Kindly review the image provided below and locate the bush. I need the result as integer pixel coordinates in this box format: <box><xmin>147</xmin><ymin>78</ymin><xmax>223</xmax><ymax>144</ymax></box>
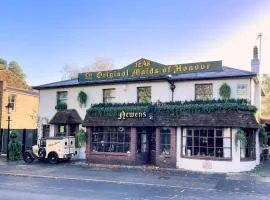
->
<box><xmin>8</xmin><ymin>131</ymin><xmax>21</xmax><ymax>161</ymax></box>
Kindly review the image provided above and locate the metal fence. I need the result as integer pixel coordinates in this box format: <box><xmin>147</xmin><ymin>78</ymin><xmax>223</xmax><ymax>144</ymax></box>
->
<box><xmin>0</xmin><ymin>129</ymin><xmax>37</xmax><ymax>155</ymax></box>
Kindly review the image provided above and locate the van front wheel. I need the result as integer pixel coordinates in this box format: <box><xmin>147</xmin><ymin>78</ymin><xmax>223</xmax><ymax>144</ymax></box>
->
<box><xmin>48</xmin><ymin>152</ymin><xmax>58</xmax><ymax>164</ymax></box>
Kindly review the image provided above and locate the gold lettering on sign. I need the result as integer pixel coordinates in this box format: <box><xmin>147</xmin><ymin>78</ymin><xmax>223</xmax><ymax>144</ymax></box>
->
<box><xmin>84</xmin><ymin>72</ymin><xmax>92</xmax><ymax>80</ymax></box>
<box><xmin>117</xmin><ymin>111</ymin><xmax>147</xmax><ymax>120</ymax></box>
<box><xmin>135</xmin><ymin>60</ymin><xmax>151</xmax><ymax>68</ymax></box>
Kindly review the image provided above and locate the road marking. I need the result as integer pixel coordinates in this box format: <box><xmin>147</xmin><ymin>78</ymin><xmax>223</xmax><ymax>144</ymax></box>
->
<box><xmin>0</xmin><ymin>172</ymin><xmax>213</xmax><ymax>191</ymax></box>
<box><xmin>48</xmin><ymin>187</ymin><xmax>64</xmax><ymax>190</ymax></box>
<box><xmin>79</xmin><ymin>189</ymin><xmax>94</xmax><ymax>192</ymax></box>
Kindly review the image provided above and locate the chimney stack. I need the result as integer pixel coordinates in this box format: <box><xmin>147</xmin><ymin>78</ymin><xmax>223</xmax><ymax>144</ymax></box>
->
<box><xmin>251</xmin><ymin>46</ymin><xmax>260</xmax><ymax>74</ymax></box>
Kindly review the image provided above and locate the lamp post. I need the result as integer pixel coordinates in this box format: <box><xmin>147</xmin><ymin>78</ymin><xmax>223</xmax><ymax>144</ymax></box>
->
<box><xmin>5</xmin><ymin>102</ymin><xmax>12</xmax><ymax>161</ymax></box>
<box><xmin>167</xmin><ymin>75</ymin><xmax>176</xmax><ymax>102</ymax></box>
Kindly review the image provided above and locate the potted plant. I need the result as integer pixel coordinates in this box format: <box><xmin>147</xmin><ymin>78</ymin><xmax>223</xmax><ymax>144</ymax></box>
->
<box><xmin>235</xmin><ymin>128</ymin><xmax>247</xmax><ymax>158</ymax></box>
<box><xmin>77</xmin><ymin>91</ymin><xmax>88</xmax><ymax>107</ymax></box>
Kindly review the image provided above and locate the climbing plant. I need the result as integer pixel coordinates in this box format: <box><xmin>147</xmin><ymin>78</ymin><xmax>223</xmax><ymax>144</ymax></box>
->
<box><xmin>8</xmin><ymin>131</ymin><xmax>21</xmax><ymax>161</ymax></box>
<box><xmin>259</xmin><ymin>125</ymin><xmax>267</xmax><ymax>146</ymax></box>
<box><xmin>219</xmin><ymin>83</ymin><xmax>231</xmax><ymax>99</ymax></box>
<box><xmin>235</xmin><ymin>128</ymin><xmax>247</xmax><ymax>149</ymax></box>
<box><xmin>77</xmin><ymin>91</ymin><xmax>88</xmax><ymax>107</ymax></box>
<box><xmin>75</xmin><ymin>129</ymin><xmax>87</xmax><ymax>148</ymax></box>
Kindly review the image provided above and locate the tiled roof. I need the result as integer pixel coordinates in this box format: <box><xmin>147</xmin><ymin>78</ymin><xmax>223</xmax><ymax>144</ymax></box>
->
<box><xmin>0</xmin><ymin>69</ymin><xmax>31</xmax><ymax>90</ymax></box>
<box><xmin>83</xmin><ymin>110</ymin><xmax>258</xmax><ymax>128</ymax></box>
<box><xmin>50</xmin><ymin>109</ymin><xmax>82</xmax><ymax>124</ymax></box>
<box><xmin>34</xmin><ymin>66</ymin><xmax>256</xmax><ymax>89</ymax></box>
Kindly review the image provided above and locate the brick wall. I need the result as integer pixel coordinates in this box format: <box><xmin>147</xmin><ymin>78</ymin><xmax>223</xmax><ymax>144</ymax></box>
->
<box><xmin>0</xmin><ymin>81</ymin><xmax>3</xmax><ymax>128</ymax></box>
<box><xmin>86</xmin><ymin>127</ymin><xmax>136</xmax><ymax>165</ymax></box>
<box><xmin>85</xmin><ymin>126</ymin><xmax>177</xmax><ymax>168</ymax></box>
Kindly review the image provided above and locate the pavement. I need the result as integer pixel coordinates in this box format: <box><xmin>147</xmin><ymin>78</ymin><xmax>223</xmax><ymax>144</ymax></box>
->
<box><xmin>1</xmin><ymin>156</ymin><xmax>270</xmax><ymax>193</ymax></box>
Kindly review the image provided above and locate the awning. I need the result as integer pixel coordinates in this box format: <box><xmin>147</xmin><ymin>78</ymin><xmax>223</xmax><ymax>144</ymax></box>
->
<box><xmin>50</xmin><ymin>109</ymin><xmax>82</xmax><ymax>124</ymax></box>
<box><xmin>83</xmin><ymin>110</ymin><xmax>258</xmax><ymax>128</ymax></box>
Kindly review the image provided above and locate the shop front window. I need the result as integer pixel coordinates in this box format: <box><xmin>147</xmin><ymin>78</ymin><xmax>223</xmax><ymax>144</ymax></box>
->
<box><xmin>182</xmin><ymin>128</ymin><xmax>231</xmax><ymax>159</ymax></box>
<box><xmin>92</xmin><ymin>127</ymin><xmax>131</xmax><ymax>153</ymax></box>
<box><xmin>195</xmin><ymin>84</ymin><xmax>213</xmax><ymax>100</ymax></box>
<box><xmin>137</xmin><ymin>87</ymin><xmax>151</xmax><ymax>103</ymax></box>
<box><xmin>241</xmin><ymin>129</ymin><xmax>256</xmax><ymax>161</ymax></box>
<box><xmin>160</xmin><ymin>128</ymin><xmax>170</xmax><ymax>155</ymax></box>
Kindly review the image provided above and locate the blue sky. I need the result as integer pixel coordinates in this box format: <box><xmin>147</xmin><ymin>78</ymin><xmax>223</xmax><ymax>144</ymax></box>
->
<box><xmin>0</xmin><ymin>0</ymin><xmax>269</xmax><ymax>86</ymax></box>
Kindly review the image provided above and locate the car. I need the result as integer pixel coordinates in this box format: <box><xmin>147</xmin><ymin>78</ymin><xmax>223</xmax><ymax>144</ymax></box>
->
<box><xmin>23</xmin><ymin>136</ymin><xmax>76</xmax><ymax>164</ymax></box>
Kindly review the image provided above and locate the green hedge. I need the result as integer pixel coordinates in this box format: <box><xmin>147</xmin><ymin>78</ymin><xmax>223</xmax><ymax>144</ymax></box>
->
<box><xmin>87</xmin><ymin>99</ymin><xmax>256</xmax><ymax>117</ymax></box>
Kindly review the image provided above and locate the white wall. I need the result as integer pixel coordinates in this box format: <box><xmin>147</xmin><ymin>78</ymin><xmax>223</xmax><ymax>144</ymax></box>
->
<box><xmin>176</xmin><ymin>128</ymin><xmax>260</xmax><ymax>173</ymax></box>
<box><xmin>174</xmin><ymin>78</ymin><xmax>251</xmax><ymax>101</ymax></box>
<box><xmin>39</xmin><ymin>77</ymin><xmax>253</xmax><ymax>127</ymax></box>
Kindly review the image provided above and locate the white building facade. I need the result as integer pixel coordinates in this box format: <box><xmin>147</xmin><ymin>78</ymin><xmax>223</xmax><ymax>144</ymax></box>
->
<box><xmin>35</xmin><ymin>54</ymin><xmax>261</xmax><ymax>172</ymax></box>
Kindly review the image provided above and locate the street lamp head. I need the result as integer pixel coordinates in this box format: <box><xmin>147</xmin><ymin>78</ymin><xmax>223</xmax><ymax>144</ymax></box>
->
<box><xmin>5</xmin><ymin>102</ymin><xmax>12</xmax><ymax>114</ymax></box>
<box><xmin>170</xmin><ymin>83</ymin><xmax>176</xmax><ymax>92</ymax></box>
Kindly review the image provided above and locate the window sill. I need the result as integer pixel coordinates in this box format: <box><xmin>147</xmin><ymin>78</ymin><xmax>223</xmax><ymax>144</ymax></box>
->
<box><xmin>240</xmin><ymin>158</ymin><xmax>256</xmax><ymax>162</ymax></box>
<box><xmin>90</xmin><ymin>152</ymin><xmax>129</xmax><ymax>157</ymax></box>
<box><xmin>181</xmin><ymin>155</ymin><xmax>232</xmax><ymax>161</ymax></box>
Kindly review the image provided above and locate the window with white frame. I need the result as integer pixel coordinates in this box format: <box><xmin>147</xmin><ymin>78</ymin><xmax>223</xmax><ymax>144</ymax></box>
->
<box><xmin>182</xmin><ymin>128</ymin><xmax>231</xmax><ymax>159</ymax></box>
<box><xmin>237</xmin><ymin>84</ymin><xmax>248</xmax><ymax>99</ymax></box>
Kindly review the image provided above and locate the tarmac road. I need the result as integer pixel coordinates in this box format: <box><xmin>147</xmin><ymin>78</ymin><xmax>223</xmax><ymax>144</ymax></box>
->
<box><xmin>1</xmin><ymin>175</ymin><xmax>270</xmax><ymax>200</ymax></box>
<box><xmin>1</xmin><ymin>160</ymin><xmax>270</xmax><ymax>199</ymax></box>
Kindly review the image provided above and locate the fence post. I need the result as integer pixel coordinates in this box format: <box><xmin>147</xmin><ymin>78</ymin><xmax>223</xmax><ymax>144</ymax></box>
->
<box><xmin>22</xmin><ymin>129</ymin><xmax>26</xmax><ymax>153</ymax></box>
<box><xmin>0</xmin><ymin>128</ymin><xmax>2</xmax><ymax>155</ymax></box>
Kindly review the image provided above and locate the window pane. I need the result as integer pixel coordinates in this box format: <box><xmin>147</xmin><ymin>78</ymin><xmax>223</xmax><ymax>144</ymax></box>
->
<box><xmin>137</xmin><ymin>87</ymin><xmax>151</xmax><ymax>103</ymax></box>
<box><xmin>91</xmin><ymin>127</ymin><xmax>130</xmax><ymax>153</ymax></box>
<box><xmin>103</xmin><ymin>89</ymin><xmax>115</xmax><ymax>103</ymax></box>
<box><xmin>195</xmin><ymin>84</ymin><xmax>213</xmax><ymax>100</ymax></box>
<box><xmin>182</xmin><ymin>128</ymin><xmax>231</xmax><ymax>159</ymax></box>
<box><xmin>57</xmin><ymin>91</ymin><xmax>68</xmax><ymax>104</ymax></box>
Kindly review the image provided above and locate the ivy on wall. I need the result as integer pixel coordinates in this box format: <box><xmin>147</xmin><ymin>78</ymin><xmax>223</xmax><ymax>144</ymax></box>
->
<box><xmin>219</xmin><ymin>83</ymin><xmax>231</xmax><ymax>99</ymax></box>
<box><xmin>87</xmin><ymin>99</ymin><xmax>256</xmax><ymax>117</ymax></box>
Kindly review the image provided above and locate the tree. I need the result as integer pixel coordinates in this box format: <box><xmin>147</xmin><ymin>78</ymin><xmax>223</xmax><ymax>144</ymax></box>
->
<box><xmin>262</xmin><ymin>74</ymin><xmax>270</xmax><ymax>116</ymax></box>
<box><xmin>60</xmin><ymin>58</ymin><xmax>113</xmax><ymax>80</ymax></box>
<box><xmin>8</xmin><ymin>61</ymin><xmax>26</xmax><ymax>80</ymax></box>
<box><xmin>0</xmin><ymin>58</ymin><xmax>7</xmax><ymax>70</ymax></box>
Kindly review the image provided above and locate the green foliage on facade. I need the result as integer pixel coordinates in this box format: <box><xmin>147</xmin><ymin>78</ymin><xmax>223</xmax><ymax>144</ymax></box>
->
<box><xmin>75</xmin><ymin>129</ymin><xmax>87</xmax><ymax>148</ymax></box>
<box><xmin>259</xmin><ymin>126</ymin><xmax>267</xmax><ymax>146</ymax></box>
<box><xmin>219</xmin><ymin>83</ymin><xmax>231</xmax><ymax>99</ymax></box>
<box><xmin>87</xmin><ymin>99</ymin><xmax>257</xmax><ymax>117</ymax></box>
<box><xmin>262</xmin><ymin>74</ymin><xmax>270</xmax><ymax>116</ymax></box>
<box><xmin>77</xmin><ymin>91</ymin><xmax>88</xmax><ymax>107</ymax></box>
<box><xmin>235</xmin><ymin>128</ymin><xmax>247</xmax><ymax>149</ymax></box>
<box><xmin>55</xmin><ymin>101</ymin><xmax>67</xmax><ymax>111</ymax></box>
<box><xmin>8</xmin><ymin>131</ymin><xmax>21</xmax><ymax>161</ymax></box>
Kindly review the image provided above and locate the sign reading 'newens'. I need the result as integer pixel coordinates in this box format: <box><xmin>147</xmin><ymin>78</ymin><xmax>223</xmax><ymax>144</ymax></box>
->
<box><xmin>78</xmin><ymin>59</ymin><xmax>222</xmax><ymax>82</ymax></box>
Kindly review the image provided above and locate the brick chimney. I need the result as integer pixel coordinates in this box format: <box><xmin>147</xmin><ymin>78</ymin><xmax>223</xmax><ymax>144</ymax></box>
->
<box><xmin>251</xmin><ymin>46</ymin><xmax>260</xmax><ymax>74</ymax></box>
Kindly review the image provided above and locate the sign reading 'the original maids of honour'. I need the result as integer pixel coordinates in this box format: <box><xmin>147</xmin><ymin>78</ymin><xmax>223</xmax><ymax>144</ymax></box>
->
<box><xmin>78</xmin><ymin>59</ymin><xmax>222</xmax><ymax>82</ymax></box>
